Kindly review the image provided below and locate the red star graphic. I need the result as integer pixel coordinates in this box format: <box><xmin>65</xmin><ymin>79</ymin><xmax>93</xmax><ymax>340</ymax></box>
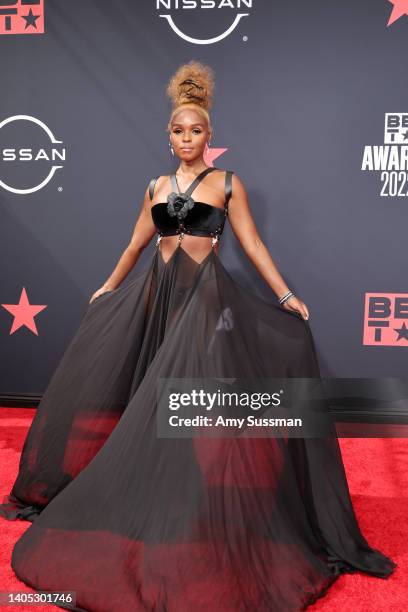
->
<box><xmin>204</xmin><ymin>144</ymin><xmax>228</xmax><ymax>166</ymax></box>
<box><xmin>2</xmin><ymin>287</ymin><xmax>47</xmax><ymax>335</ymax></box>
<box><xmin>387</xmin><ymin>0</ymin><xmax>408</xmax><ymax>26</ymax></box>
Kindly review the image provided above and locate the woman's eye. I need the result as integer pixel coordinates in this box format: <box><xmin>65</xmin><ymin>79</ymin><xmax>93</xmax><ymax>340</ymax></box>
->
<box><xmin>172</xmin><ymin>129</ymin><xmax>202</xmax><ymax>135</ymax></box>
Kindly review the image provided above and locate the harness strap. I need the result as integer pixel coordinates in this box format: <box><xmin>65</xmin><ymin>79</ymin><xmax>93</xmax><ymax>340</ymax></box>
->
<box><xmin>224</xmin><ymin>170</ymin><xmax>233</xmax><ymax>212</ymax></box>
<box><xmin>148</xmin><ymin>176</ymin><xmax>159</xmax><ymax>201</ymax></box>
<box><xmin>171</xmin><ymin>166</ymin><xmax>217</xmax><ymax>197</ymax></box>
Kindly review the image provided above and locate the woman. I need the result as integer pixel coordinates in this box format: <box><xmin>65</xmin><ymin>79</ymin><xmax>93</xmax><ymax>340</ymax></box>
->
<box><xmin>1</xmin><ymin>61</ymin><xmax>396</xmax><ymax>610</ymax></box>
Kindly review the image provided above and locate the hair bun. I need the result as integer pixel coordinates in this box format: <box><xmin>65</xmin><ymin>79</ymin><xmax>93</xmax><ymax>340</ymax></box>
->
<box><xmin>166</xmin><ymin>60</ymin><xmax>215</xmax><ymax>111</ymax></box>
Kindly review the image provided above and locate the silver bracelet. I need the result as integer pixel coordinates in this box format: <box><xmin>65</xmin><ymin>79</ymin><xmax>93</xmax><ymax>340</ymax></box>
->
<box><xmin>279</xmin><ymin>290</ymin><xmax>294</xmax><ymax>305</ymax></box>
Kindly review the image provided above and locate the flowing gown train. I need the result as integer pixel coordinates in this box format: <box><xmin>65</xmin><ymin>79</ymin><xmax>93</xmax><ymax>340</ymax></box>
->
<box><xmin>0</xmin><ymin>167</ymin><xmax>396</xmax><ymax>611</ymax></box>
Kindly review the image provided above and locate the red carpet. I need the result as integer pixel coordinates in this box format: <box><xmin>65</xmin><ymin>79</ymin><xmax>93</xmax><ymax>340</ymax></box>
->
<box><xmin>0</xmin><ymin>407</ymin><xmax>406</xmax><ymax>611</ymax></box>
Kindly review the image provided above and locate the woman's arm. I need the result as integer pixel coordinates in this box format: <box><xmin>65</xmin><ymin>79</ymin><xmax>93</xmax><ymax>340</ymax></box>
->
<box><xmin>89</xmin><ymin>184</ymin><xmax>156</xmax><ymax>303</ymax></box>
<box><xmin>228</xmin><ymin>174</ymin><xmax>309</xmax><ymax>320</ymax></box>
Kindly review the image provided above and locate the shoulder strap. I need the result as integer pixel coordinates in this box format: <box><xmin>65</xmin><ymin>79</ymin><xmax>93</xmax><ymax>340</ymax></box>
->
<box><xmin>224</xmin><ymin>170</ymin><xmax>233</xmax><ymax>211</ymax></box>
<box><xmin>170</xmin><ymin>174</ymin><xmax>178</xmax><ymax>193</ymax></box>
<box><xmin>148</xmin><ymin>176</ymin><xmax>159</xmax><ymax>201</ymax></box>
<box><xmin>171</xmin><ymin>167</ymin><xmax>217</xmax><ymax>197</ymax></box>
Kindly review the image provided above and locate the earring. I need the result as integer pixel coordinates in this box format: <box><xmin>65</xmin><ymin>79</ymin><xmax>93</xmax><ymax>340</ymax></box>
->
<box><xmin>169</xmin><ymin>141</ymin><xmax>174</xmax><ymax>156</ymax></box>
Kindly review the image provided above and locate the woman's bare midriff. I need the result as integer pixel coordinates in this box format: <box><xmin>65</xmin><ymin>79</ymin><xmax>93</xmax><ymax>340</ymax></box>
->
<box><xmin>158</xmin><ymin>234</ymin><xmax>219</xmax><ymax>264</ymax></box>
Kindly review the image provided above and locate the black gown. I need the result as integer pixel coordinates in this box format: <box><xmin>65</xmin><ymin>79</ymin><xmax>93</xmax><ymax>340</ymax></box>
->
<box><xmin>0</xmin><ymin>167</ymin><xmax>396</xmax><ymax>610</ymax></box>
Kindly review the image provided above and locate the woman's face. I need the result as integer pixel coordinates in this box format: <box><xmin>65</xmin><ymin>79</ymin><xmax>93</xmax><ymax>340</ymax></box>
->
<box><xmin>169</xmin><ymin>109</ymin><xmax>210</xmax><ymax>161</ymax></box>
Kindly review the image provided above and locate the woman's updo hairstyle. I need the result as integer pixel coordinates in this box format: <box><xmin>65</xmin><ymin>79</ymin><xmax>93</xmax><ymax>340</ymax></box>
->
<box><xmin>166</xmin><ymin>60</ymin><xmax>215</xmax><ymax>135</ymax></box>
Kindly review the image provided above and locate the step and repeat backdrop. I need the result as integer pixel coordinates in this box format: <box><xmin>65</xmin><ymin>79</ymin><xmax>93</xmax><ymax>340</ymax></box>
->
<box><xmin>0</xmin><ymin>0</ymin><xmax>406</xmax><ymax>394</ymax></box>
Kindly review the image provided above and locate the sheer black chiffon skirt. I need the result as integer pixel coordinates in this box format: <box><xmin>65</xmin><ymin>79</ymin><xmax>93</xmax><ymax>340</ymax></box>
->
<box><xmin>0</xmin><ymin>243</ymin><xmax>396</xmax><ymax>610</ymax></box>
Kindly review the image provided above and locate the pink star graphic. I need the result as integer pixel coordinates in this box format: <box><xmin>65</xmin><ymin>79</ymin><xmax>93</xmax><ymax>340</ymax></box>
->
<box><xmin>387</xmin><ymin>0</ymin><xmax>408</xmax><ymax>25</ymax></box>
<box><xmin>204</xmin><ymin>144</ymin><xmax>228</xmax><ymax>166</ymax></box>
<box><xmin>2</xmin><ymin>287</ymin><xmax>47</xmax><ymax>335</ymax></box>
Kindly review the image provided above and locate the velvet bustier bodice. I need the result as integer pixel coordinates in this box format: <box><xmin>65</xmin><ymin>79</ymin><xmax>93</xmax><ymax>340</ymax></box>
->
<box><xmin>151</xmin><ymin>201</ymin><xmax>227</xmax><ymax>238</ymax></box>
<box><xmin>148</xmin><ymin>167</ymin><xmax>233</xmax><ymax>240</ymax></box>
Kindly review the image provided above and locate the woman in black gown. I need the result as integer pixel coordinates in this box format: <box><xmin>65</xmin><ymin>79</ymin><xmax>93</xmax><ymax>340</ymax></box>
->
<box><xmin>0</xmin><ymin>61</ymin><xmax>396</xmax><ymax>610</ymax></box>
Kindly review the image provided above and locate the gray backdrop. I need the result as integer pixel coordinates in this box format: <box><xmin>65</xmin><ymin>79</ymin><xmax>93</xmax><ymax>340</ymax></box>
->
<box><xmin>0</xmin><ymin>0</ymin><xmax>406</xmax><ymax>397</ymax></box>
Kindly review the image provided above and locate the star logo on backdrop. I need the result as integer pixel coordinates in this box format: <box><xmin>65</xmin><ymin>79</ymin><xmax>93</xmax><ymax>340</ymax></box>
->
<box><xmin>2</xmin><ymin>287</ymin><xmax>47</xmax><ymax>335</ymax></box>
<box><xmin>387</xmin><ymin>0</ymin><xmax>408</xmax><ymax>26</ymax></box>
<box><xmin>22</xmin><ymin>8</ymin><xmax>40</xmax><ymax>30</ymax></box>
<box><xmin>394</xmin><ymin>322</ymin><xmax>408</xmax><ymax>341</ymax></box>
<box><xmin>204</xmin><ymin>145</ymin><xmax>228</xmax><ymax>167</ymax></box>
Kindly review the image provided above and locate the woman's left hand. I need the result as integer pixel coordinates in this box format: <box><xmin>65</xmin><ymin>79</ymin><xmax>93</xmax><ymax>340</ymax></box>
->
<box><xmin>281</xmin><ymin>295</ymin><xmax>309</xmax><ymax>321</ymax></box>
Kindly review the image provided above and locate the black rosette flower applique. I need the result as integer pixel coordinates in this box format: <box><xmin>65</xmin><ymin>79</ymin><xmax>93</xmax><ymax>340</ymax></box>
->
<box><xmin>166</xmin><ymin>192</ymin><xmax>195</xmax><ymax>220</ymax></box>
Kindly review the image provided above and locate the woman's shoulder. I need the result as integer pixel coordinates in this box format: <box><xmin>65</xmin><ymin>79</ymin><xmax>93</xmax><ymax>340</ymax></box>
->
<box><xmin>215</xmin><ymin>168</ymin><xmax>244</xmax><ymax>190</ymax></box>
<box><xmin>146</xmin><ymin>174</ymin><xmax>168</xmax><ymax>197</ymax></box>
<box><xmin>213</xmin><ymin>167</ymin><xmax>242</xmax><ymax>183</ymax></box>
<box><xmin>207</xmin><ymin>169</ymin><xmax>244</xmax><ymax>204</ymax></box>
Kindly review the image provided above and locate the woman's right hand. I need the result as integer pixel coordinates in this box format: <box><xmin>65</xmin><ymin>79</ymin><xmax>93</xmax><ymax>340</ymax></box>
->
<box><xmin>89</xmin><ymin>287</ymin><xmax>113</xmax><ymax>305</ymax></box>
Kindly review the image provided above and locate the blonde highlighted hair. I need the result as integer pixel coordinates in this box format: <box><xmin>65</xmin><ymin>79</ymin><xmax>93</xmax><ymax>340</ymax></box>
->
<box><xmin>166</xmin><ymin>60</ymin><xmax>215</xmax><ymax>134</ymax></box>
